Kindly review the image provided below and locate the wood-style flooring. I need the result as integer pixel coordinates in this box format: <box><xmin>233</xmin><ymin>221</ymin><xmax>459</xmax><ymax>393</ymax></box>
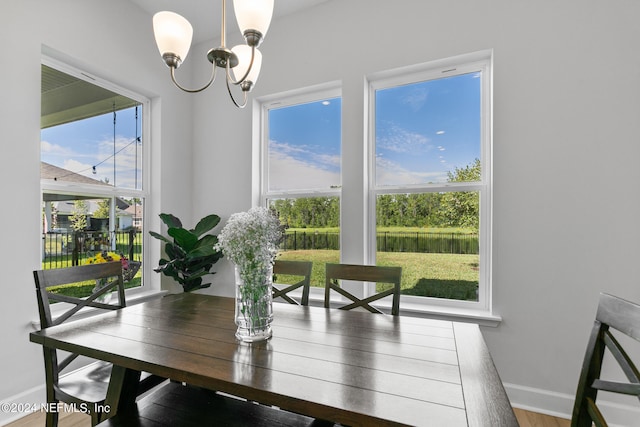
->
<box><xmin>513</xmin><ymin>408</ymin><xmax>571</xmax><ymax>427</ymax></box>
<box><xmin>5</xmin><ymin>408</ymin><xmax>570</xmax><ymax>427</ymax></box>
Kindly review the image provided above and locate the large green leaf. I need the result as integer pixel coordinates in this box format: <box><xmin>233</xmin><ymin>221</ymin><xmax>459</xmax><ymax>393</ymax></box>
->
<box><xmin>188</xmin><ymin>235</ymin><xmax>216</xmax><ymax>253</ymax></box>
<box><xmin>187</xmin><ymin>235</ymin><xmax>221</xmax><ymax>259</ymax></box>
<box><xmin>159</xmin><ymin>213</ymin><xmax>182</xmax><ymax>229</ymax></box>
<box><xmin>184</xmin><ymin>257</ymin><xmax>216</xmax><ymax>273</ymax></box>
<box><xmin>168</xmin><ymin>228</ymin><xmax>198</xmax><ymax>251</ymax></box>
<box><xmin>196</xmin><ymin>234</ymin><xmax>219</xmax><ymax>247</ymax></box>
<box><xmin>192</xmin><ymin>214</ymin><xmax>221</xmax><ymax>237</ymax></box>
<box><xmin>188</xmin><ymin>246</ymin><xmax>216</xmax><ymax>258</ymax></box>
<box><xmin>165</xmin><ymin>243</ymin><xmax>185</xmax><ymax>260</ymax></box>
<box><xmin>149</xmin><ymin>231</ymin><xmax>172</xmax><ymax>244</ymax></box>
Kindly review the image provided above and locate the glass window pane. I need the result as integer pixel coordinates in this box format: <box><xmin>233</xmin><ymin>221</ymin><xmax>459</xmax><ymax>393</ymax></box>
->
<box><xmin>42</xmin><ymin>196</ymin><xmax>144</xmax><ymax>294</ymax></box>
<box><xmin>269</xmin><ymin>197</ymin><xmax>340</xmax><ymax>289</ymax></box>
<box><xmin>267</xmin><ymin>98</ymin><xmax>341</xmax><ymax>192</ymax></box>
<box><xmin>41</xmin><ymin>106</ymin><xmax>143</xmax><ymax>190</ymax></box>
<box><xmin>375</xmin><ymin>72</ymin><xmax>481</xmax><ymax>186</ymax></box>
<box><xmin>375</xmin><ymin>192</ymin><xmax>479</xmax><ymax>301</ymax></box>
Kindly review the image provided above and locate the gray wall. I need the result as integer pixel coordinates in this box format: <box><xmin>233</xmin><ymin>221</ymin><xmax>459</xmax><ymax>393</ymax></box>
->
<box><xmin>2</xmin><ymin>0</ymin><xmax>640</xmax><ymax>424</ymax></box>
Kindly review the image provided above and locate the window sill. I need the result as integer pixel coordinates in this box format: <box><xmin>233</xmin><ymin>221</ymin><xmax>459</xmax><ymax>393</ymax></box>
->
<box><xmin>31</xmin><ymin>289</ymin><xmax>168</xmax><ymax>330</ymax></box>
<box><xmin>272</xmin><ymin>286</ymin><xmax>503</xmax><ymax>327</ymax></box>
<box><xmin>305</xmin><ymin>294</ymin><xmax>501</xmax><ymax>327</ymax></box>
<box><xmin>399</xmin><ymin>302</ymin><xmax>502</xmax><ymax>327</ymax></box>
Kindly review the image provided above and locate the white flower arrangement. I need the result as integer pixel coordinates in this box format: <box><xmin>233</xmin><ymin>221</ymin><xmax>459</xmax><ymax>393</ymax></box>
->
<box><xmin>216</xmin><ymin>207</ymin><xmax>283</xmax><ymax>340</ymax></box>
<box><xmin>216</xmin><ymin>206</ymin><xmax>283</xmax><ymax>281</ymax></box>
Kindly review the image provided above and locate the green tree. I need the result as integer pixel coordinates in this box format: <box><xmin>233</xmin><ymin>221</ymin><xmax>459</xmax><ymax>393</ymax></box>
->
<box><xmin>70</xmin><ymin>200</ymin><xmax>88</xmax><ymax>231</ymax></box>
<box><xmin>272</xmin><ymin>197</ymin><xmax>339</xmax><ymax>228</ymax></box>
<box><xmin>94</xmin><ymin>199</ymin><xmax>110</xmax><ymax>218</ymax></box>
<box><xmin>438</xmin><ymin>158</ymin><xmax>481</xmax><ymax>230</ymax></box>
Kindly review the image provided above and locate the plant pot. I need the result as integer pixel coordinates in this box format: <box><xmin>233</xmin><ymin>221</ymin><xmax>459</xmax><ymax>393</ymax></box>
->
<box><xmin>234</xmin><ymin>265</ymin><xmax>273</xmax><ymax>342</ymax></box>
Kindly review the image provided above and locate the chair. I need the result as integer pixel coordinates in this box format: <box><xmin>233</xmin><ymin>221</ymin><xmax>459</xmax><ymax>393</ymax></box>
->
<box><xmin>324</xmin><ymin>263</ymin><xmax>402</xmax><ymax>315</ymax></box>
<box><xmin>33</xmin><ymin>262</ymin><xmax>164</xmax><ymax>427</ymax></box>
<box><xmin>272</xmin><ymin>260</ymin><xmax>312</xmax><ymax>306</ymax></box>
<box><xmin>571</xmin><ymin>293</ymin><xmax>640</xmax><ymax>427</ymax></box>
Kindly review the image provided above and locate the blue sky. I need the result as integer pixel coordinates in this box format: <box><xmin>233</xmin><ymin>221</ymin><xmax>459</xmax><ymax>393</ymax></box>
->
<box><xmin>41</xmin><ymin>106</ymin><xmax>143</xmax><ymax>190</ymax></box>
<box><xmin>42</xmin><ymin>72</ymin><xmax>480</xmax><ymax>193</ymax></box>
<box><xmin>267</xmin><ymin>72</ymin><xmax>481</xmax><ymax>191</ymax></box>
<box><xmin>268</xmin><ymin>98</ymin><xmax>342</xmax><ymax>191</ymax></box>
<box><xmin>375</xmin><ymin>72</ymin><xmax>481</xmax><ymax>186</ymax></box>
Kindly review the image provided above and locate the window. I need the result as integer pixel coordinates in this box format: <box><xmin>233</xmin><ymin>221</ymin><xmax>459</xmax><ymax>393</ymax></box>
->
<box><xmin>40</xmin><ymin>59</ymin><xmax>149</xmax><ymax>298</ymax></box>
<box><xmin>369</xmin><ymin>53</ymin><xmax>492</xmax><ymax>312</ymax></box>
<box><xmin>260</xmin><ymin>86</ymin><xmax>342</xmax><ymax>290</ymax></box>
<box><xmin>258</xmin><ymin>53</ymin><xmax>493</xmax><ymax>318</ymax></box>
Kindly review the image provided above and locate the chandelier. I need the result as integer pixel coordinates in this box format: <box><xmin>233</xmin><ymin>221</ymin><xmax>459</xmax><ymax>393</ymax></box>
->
<box><xmin>152</xmin><ymin>0</ymin><xmax>274</xmax><ymax>108</ymax></box>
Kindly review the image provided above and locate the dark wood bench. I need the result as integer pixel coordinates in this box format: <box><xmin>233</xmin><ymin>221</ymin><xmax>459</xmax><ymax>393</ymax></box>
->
<box><xmin>96</xmin><ymin>381</ymin><xmax>336</xmax><ymax>427</ymax></box>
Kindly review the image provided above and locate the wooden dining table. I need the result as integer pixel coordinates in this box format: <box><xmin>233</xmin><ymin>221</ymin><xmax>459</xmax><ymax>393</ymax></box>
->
<box><xmin>30</xmin><ymin>293</ymin><xmax>517</xmax><ymax>426</ymax></box>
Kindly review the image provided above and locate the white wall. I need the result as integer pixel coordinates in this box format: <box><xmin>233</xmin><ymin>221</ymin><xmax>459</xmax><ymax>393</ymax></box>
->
<box><xmin>0</xmin><ymin>0</ymin><xmax>193</xmax><ymax>424</ymax></box>
<box><xmin>3</xmin><ymin>0</ymin><xmax>640</xmax><ymax>424</ymax></box>
<box><xmin>193</xmin><ymin>0</ymin><xmax>640</xmax><ymax>421</ymax></box>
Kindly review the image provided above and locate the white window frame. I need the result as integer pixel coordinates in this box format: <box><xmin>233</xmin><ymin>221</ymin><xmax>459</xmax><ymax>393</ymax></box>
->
<box><xmin>40</xmin><ymin>56</ymin><xmax>153</xmax><ymax>302</ymax></box>
<box><xmin>367</xmin><ymin>50</ymin><xmax>496</xmax><ymax>323</ymax></box>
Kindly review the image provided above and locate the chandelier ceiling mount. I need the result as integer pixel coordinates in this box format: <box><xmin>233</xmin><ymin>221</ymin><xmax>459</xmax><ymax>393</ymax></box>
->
<box><xmin>152</xmin><ymin>0</ymin><xmax>274</xmax><ymax>108</ymax></box>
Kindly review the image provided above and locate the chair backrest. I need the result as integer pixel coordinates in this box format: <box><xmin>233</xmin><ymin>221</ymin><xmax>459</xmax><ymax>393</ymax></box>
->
<box><xmin>272</xmin><ymin>260</ymin><xmax>313</xmax><ymax>306</ymax></box>
<box><xmin>33</xmin><ymin>261</ymin><xmax>126</xmax><ymax>329</ymax></box>
<box><xmin>324</xmin><ymin>263</ymin><xmax>402</xmax><ymax>315</ymax></box>
<box><xmin>571</xmin><ymin>293</ymin><xmax>640</xmax><ymax>427</ymax></box>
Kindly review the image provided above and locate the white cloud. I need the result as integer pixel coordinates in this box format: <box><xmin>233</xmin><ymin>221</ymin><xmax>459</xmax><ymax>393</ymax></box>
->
<box><xmin>403</xmin><ymin>86</ymin><xmax>429</xmax><ymax>111</ymax></box>
<box><xmin>63</xmin><ymin>159</ymin><xmax>95</xmax><ymax>177</ymax></box>
<box><xmin>268</xmin><ymin>141</ymin><xmax>340</xmax><ymax>191</ymax></box>
<box><xmin>376</xmin><ymin>156</ymin><xmax>447</xmax><ymax>185</ymax></box>
<box><xmin>41</xmin><ymin>140</ymin><xmax>74</xmax><ymax>157</ymax></box>
<box><xmin>94</xmin><ymin>136</ymin><xmax>142</xmax><ymax>188</ymax></box>
<box><xmin>377</xmin><ymin>124</ymin><xmax>431</xmax><ymax>154</ymax></box>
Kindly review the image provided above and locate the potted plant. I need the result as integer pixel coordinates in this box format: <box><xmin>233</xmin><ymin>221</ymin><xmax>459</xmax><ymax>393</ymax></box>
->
<box><xmin>149</xmin><ymin>213</ymin><xmax>223</xmax><ymax>292</ymax></box>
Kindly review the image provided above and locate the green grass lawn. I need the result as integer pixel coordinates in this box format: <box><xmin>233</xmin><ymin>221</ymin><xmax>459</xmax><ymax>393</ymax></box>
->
<box><xmin>44</xmin><ymin>248</ymin><xmax>478</xmax><ymax>302</ymax></box>
<box><xmin>285</xmin><ymin>226</ymin><xmax>475</xmax><ymax>234</ymax></box>
<box><xmin>276</xmin><ymin>250</ymin><xmax>478</xmax><ymax>301</ymax></box>
<box><xmin>48</xmin><ymin>277</ymin><xmax>142</xmax><ymax>299</ymax></box>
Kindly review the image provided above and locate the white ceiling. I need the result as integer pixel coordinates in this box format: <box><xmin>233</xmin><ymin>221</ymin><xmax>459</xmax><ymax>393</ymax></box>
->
<box><xmin>130</xmin><ymin>0</ymin><xmax>331</xmax><ymax>44</ymax></box>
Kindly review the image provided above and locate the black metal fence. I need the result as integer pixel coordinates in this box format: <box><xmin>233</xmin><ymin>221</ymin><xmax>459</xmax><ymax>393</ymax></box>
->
<box><xmin>43</xmin><ymin>229</ymin><xmax>477</xmax><ymax>269</ymax></box>
<box><xmin>42</xmin><ymin>230</ymin><xmax>142</xmax><ymax>268</ymax></box>
<box><xmin>281</xmin><ymin>230</ymin><xmax>478</xmax><ymax>254</ymax></box>
<box><xmin>377</xmin><ymin>231</ymin><xmax>478</xmax><ymax>254</ymax></box>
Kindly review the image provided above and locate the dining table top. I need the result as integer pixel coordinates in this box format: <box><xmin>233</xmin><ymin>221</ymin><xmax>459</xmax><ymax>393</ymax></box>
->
<box><xmin>30</xmin><ymin>293</ymin><xmax>517</xmax><ymax>427</ymax></box>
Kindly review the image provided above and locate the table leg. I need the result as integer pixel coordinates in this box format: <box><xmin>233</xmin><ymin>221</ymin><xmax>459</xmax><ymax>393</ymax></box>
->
<box><xmin>101</xmin><ymin>366</ymin><xmax>142</xmax><ymax>421</ymax></box>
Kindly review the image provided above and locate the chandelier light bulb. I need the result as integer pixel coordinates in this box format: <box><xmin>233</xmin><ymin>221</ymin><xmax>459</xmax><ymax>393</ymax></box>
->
<box><xmin>153</xmin><ymin>11</ymin><xmax>193</xmax><ymax>68</ymax></box>
<box><xmin>233</xmin><ymin>0</ymin><xmax>274</xmax><ymax>45</ymax></box>
<box><xmin>232</xmin><ymin>45</ymin><xmax>262</xmax><ymax>88</ymax></box>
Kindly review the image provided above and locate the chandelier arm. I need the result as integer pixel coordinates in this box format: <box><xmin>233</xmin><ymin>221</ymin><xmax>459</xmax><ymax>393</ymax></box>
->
<box><xmin>169</xmin><ymin>62</ymin><xmax>218</xmax><ymax>93</ymax></box>
<box><xmin>226</xmin><ymin>46</ymin><xmax>256</xmax><ymax>86</ymax></box>
<box><xmin>225</xmin><ymin>69</ymin><xmax>248</xmax><ymax>108</ymax></box>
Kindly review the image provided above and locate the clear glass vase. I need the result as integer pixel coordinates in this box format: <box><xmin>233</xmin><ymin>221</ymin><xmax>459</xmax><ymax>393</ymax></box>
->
<box><xmin>234</xmin><ymin>265</ymin><xmax>274</xmax><ymax>342</ymax></box>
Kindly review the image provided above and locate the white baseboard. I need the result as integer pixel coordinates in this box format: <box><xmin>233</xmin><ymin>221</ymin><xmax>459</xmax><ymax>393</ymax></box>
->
<box><xmin>505</xmin><ymin>382</ymin><xmax>574</xmax><ymax>419</ymax></box>
<box><xmin>0</xmin><ymin>384</ymin><xmax>45</xmax><ymax>426</ymax></box>
<box><xmin>505</xmin><ymin>382</ymin><xmax>640</xmax><ymax>427</ymax></box>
